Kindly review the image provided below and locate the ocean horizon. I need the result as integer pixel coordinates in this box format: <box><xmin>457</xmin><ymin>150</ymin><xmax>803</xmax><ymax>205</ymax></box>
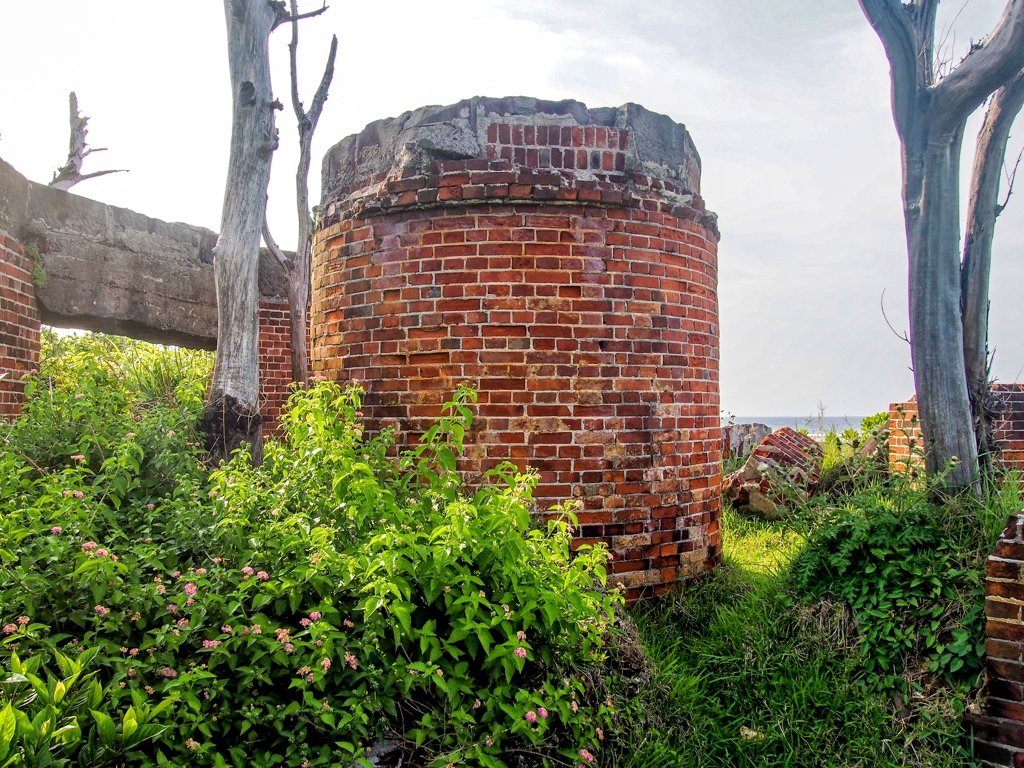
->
<box><xmin>729</xmin><ymin>415</ymin><xmax>866</xmax><ymax>435</ymax></box>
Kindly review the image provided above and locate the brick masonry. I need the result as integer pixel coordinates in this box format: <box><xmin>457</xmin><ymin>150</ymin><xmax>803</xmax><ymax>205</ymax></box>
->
<box><xmin>0</xmin><ymin>230</ymin><xmax>40</xmax><ymax>419</ymax></box>
<box><xmin>259</xmin><ymin>300</ymin><xmax>310</xmax><ymax>435</ymax></box>
<box><xmin>965</xmin><ymin>513</ymin><xmax>1024</xmax><ymax>766</ymax></box>
<box><xmin>888</xmin><ymin>388</ymin><xmax>1024</xmax><ymax>476</ymax></box>
<box><xmin>311</xmin><ymin>101</ymin><xmax>721</xmax><ymax>602</ymax></box>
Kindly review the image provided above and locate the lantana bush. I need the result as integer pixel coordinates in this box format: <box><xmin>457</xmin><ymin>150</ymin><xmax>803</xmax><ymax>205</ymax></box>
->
<box><xmin>0</xmin><ymin>333</ymin><xmax>619</xmax><ymax>767</ymax></box>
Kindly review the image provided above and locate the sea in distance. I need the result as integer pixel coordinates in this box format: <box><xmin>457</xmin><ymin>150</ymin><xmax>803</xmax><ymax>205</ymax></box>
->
<box><xmin>729</xmin><ymin>415</ymin><xmax>866</xmax><ymax>439</ymax></box>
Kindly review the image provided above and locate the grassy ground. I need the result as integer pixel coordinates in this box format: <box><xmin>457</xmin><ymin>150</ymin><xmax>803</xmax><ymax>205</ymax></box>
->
<box><xmin>607</xmin><ymin>508</ymin><xmax>972</xmax><ymax>768</ymax></box>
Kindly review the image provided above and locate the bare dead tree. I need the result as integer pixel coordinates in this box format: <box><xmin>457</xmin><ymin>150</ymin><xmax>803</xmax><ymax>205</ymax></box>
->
<box><xmin>961</xmin><ymin>69</ymin><xmax>1024</xmax><ymax>475</ymax></box>
<box><xmin>202</xmin><ymin>0</ymin><xmax>329</xmax><ymax>464</ymax></box>
<box><xmin>263</xmin><ymin>1</ymin><xmax>337</xmax><ymax>386</ymax></box>
<box><xmin>859</xmin><ymin>0</ymin><xmax>1024</xmax><ymax>494</ymax></box>
<box><xmin>50</xmin><ymin>92</ymin><xmax>127</xmax><ymax>191</ymax></box>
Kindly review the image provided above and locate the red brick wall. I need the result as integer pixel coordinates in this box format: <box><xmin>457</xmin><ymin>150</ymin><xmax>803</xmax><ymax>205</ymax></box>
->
<box><xmin>965</xmin><ymin>513</ymin><xmax>1024</xmax><ymax>766</ymax></box>
<box><xmin>888</xmin><ymin>388</ymin><xmax>1024</xmax><ymax>476</ymax></box>
<box><xmin>311</xmin><ymin>133</ymin><xmax>721</xmax><ymax>601</ymax></box>
<box><xmin>0</xmin><ymin>231</ymin><xmax>40</xmax><ymax>419</ymax></box>
<box><xmin>259</xmin><ymin>300</ymin><xmax>309</xmax><ymax>435</ymax></box>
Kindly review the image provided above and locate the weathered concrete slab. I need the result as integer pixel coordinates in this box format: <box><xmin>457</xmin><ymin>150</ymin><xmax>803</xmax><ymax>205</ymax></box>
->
<box><xmin>0</xmin><ymin>157</ymin><xmax>288</xmax><ymax>349</ymax></box>
<box><xmin>321</xmin><ymin>96</ymin><xmax>703</xmax><ymax>207</ymax></box>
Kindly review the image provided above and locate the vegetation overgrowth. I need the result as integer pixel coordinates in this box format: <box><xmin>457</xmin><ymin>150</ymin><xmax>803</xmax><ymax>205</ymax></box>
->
<box><xmin>0</xmin><ymin>332</ymin><xmax>1014</xmax><ymax>767</ymax></box>
<box><xmin>1</xmin><ymin>332</ymin><xmax>618</xmax><ymax>767</ymax></box>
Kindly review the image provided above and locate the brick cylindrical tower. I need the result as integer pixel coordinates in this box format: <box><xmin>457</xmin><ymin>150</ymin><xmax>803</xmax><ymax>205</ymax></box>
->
<box><xmin>311</xmin><ymin>97</ymin><xmax>721</xmax><ymax>599</ymax></box>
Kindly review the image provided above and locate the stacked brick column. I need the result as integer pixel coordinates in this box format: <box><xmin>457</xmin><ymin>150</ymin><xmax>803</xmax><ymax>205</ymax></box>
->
<box><xmin>311</xmin><ymin>98</ymin><xmax>720</xmax><ymax>600</ymax></box>
<box><xmin>966</xmin><ymin>513</ymin><xmax>1024</xmax><ymax>766</ymax></box>
<box><xmin>258</xmin><ymin>300</ymin><xmax>310</xmax><ymax>434</ymax></box>
<box><xmin>0</xmin><ymin>230</ymin><xmax>40</xmax><ymax>418</ymax></box>
<box><xmin>888</xmin><ymin>389</ymin><xmax>1024</xmax><ymax>476</ymax></box>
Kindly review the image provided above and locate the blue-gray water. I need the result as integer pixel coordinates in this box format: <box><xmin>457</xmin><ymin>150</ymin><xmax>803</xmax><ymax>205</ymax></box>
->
<box><xmin>731</xmin><ymin>416</ymin><xmax>865</xmax><ymax>437</ymax></box>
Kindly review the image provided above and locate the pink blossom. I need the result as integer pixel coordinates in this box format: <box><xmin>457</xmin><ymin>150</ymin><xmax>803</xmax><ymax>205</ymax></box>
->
<box><xmin>17</xmin><ymin>616</ymin><xmax>29</xmax><ymax>626</ymax></box>
<box><xmin>344</xmin><ymin>653</ymin><xmax>358</xmax><ymax>669</ymax></box>
<box><xmin>177</xmin><ymin>618</ymin><xmax>189</xmax><ymax>628</ymax></box>
<box><xmin>342</xmin><ymin>619</ymin><xmax>354</xmax><ymax>628</ymax></box>
<box><xmin>129</xmin><ymin>648</ymin><xmax>139</xmax><ymax>656</ymax></box>
<box><xmin>94</xmin><ymin>605</ymin><xmax>109</xmax><ymax>617</ymax></box>
<box><xmin>146</xmin><ymin>504</ymin><xmax>155</xmax><ymax>509</ymax></box>
<box><xmin>485</xmin><ymin>737</ymin><xmax>494</xmax><ymax>747</ymax></box>
<box><xmin>95</xmin><ymin>549</ymin><xmax>108</xmax><ymax>558</ymax></box>
<box><xmin>221</xmin><ymin>625</ymin><xmax>233</xmax><ymax>634</ymax></box>
<box><xmin>195</xmin><ymin>568</ymin><xmax>206</xmax><ymax>576</ymax></box>
<box><xmin>2</xmin><ymin>624</ymin><xmax>17</xmax><ymax>635</ymax></box>
<box><xmin>82</xmin><ymin>542</ymin><xmax>97</xmax><ymax>551</ymax></box>
<box><xmin>184</xmin><ymin>583</ymin><xmax>197</xmax><ymax>597</ymax></box>
<box><xmin>171</xmin><ymin>571</ymin><xmax>181</xmax><ymax>580</ymax></box>
<box><xmin>156</xmin><ymin>585</ymin><xmax>166</xmax><ymax>594</ymax></box>
<box><xmin>125</xmin><ymin>432</ymin><xmax>136</xmax><ymax>438</ymax></box>
<box><xmin>283</xmin><ymin>642</ymin><xmax>294</xmax><ymax>652</ymax></box>
<box><xmin>473</xmin><ymin>699</ymin><xmax>481</xmax><ymax>709</ymax></box>
<box><xmin>185</xmin><ymin>598</ymin><xmax>194</xmax><ymax>607</ymax></box>
<box><xmin>127</xmin><ymin>668</ymin><xmax>136</xmax><ymax>677</ymax></box>
<box><xmin>310</xmin><ymin>612</ymin><xmax>322</xmax><ymax>621</ymax></box>
<box><xmin>538</xmin><ymin>707</ymin><xmax>548</xmax><ymax>719</ymax></box>
<box><xmin>300</xmin><ymin>618</ymin><xmax>311</xmax><ymax>627</ymax></box>
<box><xmin>73</xmin><ymin>491</ymin><xmax>84</xmax><ymax>498</ymax></box>
<box><xmin>241</xmin><ymin>566</ymin><xmax>254</xmax><ymax>579</ymax></box>
<box><xmin>251</xmin><ymin>624</ymin><xmax>262</xmax><ymax>634</ymax></box>
<box><xmin>321</xmin><ymin>658</ymin><xmax>331</xmax><ymax>671</ymax></box>
<box><xmin>579</xmin><ymin>749</ymin><xmax>594</xmax><ymax>764</ymax></box>
<box><xmin>256</xmin><ymin>571</ymin><xmax>269</xmax><ymax>581</ymax></box>
<box><xmin>202</xmin><ymin>640</ymin><xmax>220</xmax><ymax>649</ymax></box>
<box><xmin>160</xmin><ymin>667</ymin><xmax>177</xmax><ymax>678</ymax></box>
<box><xmin>525</xmin><ymin>711</ymin><xmax>537</xmax><ymax>724</ymax></box>
<box><xmin>514</xmin><ymin>647</ymin><xmax>527</xmax><ymax>659</ymax></box>
<box><xmin>71</xmin><ymin>455</ymin><xmax>85</xmax><ymax>462</ymax></box>
<box><xmin>166</xmin><ymin>603</ymin><xmax>178</xmax><ymax>613</ymax></box>
<box><xmin>63</xmin><ymin>490</ymin><xmax>74</xmax><ymax>496</ymax></box>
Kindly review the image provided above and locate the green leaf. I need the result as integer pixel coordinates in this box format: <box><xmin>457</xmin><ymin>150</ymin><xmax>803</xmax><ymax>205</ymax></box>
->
<box><xmin>91</xmin><ymin>710</ymin><xmax>117</xmax><ymax>748</ymax></box>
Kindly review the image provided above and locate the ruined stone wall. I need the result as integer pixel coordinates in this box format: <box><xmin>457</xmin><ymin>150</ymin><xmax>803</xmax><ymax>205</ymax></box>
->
<box><xmin>0</xmin><ymin>156</ymin><xmax>304</xmax><ymax>428</ymax></box>
<box><xmin>966</xmin><ymin>512</ymin><xmax>1024</xmax><ymax>766</ymax></box>
<box><xmin>311</xmin><ymin>98</ymin><xmax>721</xmax><ymax>600</ymax></box>
<box><xmin>887</xmin><ymin>389</ymin><xmax>1024</xmax><ymax>476</ymax></box>
<box><xmin>0</xmin><ymin>229</ymin><xmax>39</xmax><ymax>418</ymax></box>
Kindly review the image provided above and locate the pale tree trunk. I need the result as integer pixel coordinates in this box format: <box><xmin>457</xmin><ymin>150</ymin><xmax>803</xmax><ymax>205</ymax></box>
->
<box><xmin>202</xmin><ymin>0</ymin><xmax>288</xmax><ymax>463</ymax></box>
<box><xmin>860</xmin><ymin>0</ymin><xmax>1024</xmax><ymax>494</ymax></box>
<box><xmin>961</xmin><ymin>70</ymin><xmax>1024</xmax><ymax>475</ymax></box>
<box><xmin>50</xmin><ymin>92</ymin><xmax>127</xmax><ymax>191</ymax></box>
<box><xmin>263</xmin><ymin>3</ymin><xmax>336</xmax><ymax>386</ymax></box>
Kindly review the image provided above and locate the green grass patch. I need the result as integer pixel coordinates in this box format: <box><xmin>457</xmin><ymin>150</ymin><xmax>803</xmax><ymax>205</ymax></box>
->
<box><xmin>608</xmin><ymin>508</ymin><xmax>972</xmax><ymax>768</ymax></box>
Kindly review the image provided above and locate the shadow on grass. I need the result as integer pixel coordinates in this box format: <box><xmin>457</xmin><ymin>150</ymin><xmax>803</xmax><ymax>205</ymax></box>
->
<box><xmin>603</xmin><ymin>509</ymin><xmax>971</xmax><ymax>768</ymax></box>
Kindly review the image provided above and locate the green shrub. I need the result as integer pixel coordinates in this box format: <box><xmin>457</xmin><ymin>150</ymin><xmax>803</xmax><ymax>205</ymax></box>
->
<box><xmin>1</xmin><ymin>346</ymin><xmax>618</xmax><ymax>767</ymax></box>
<box><xmin>790</xmin><ymin>483</ymin><xmax>986</xmax><ymax>692</ymax></box>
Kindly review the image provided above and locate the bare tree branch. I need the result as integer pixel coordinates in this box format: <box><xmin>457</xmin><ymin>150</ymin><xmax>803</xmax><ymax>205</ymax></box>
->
<box><xmin>858</xmin><ymin>0</ymin><xmax>921</xmax><ymax>139</ymax></box>
<box><xmin>261</xmin><ymin>215</ymin><xmax>291</xmax><ymax>267</ymax></box>
<box><xmin>50</xmin><ymin>92</ymin><xmax>127</xmax><ymax>192</ymax></box>
<box><xmin>880</xmin><ymin>288</ymin><xmax>911</xmax><ymax>345</ymax></box>
<box><xmin>997</xmin><ymin>143</ymin><xmax>1024</xmax><ymax>215</ymax></box>
<box><xmin>271</xmin><ymin>1</ymin><xmax>326</xmax><ymax>31</ymax></box>
<box><xmin>933</xmin><ymin>0</ymin><xmax>1024</xmax><ymax>132</ymax></box>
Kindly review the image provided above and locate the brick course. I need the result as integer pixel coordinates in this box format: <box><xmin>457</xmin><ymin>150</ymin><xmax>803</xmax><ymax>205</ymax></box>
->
<box><xmin>311</xmin><ymin>112</ymin><xmax>721</xmax><ymax>602</ymax></box>
<box><xmin>0</xmin><ymin>230</ymin><xmax>40</xmax><ymax>419</ymax></box>
<box><xmin>259</xmin><ymin>300</ymin><xmax>310</xmax><ymax>435</ymax></box>
<box><xmin>967</xmin><ymin>513</ymin><xmax>1024</xmax><ymax>765</ymax></box>
<box><xmin>888</xmin><ymin>389</ymin><xmax>1024</xmax><ymax>476</ymax></box>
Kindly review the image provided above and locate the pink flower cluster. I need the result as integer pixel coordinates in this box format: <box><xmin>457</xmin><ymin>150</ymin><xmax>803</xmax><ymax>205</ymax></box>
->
<box><xmin>256</xmin><ymin>571</ymin><xmax>269</xmax><ymax>581</ymax></box>
<box><xmin>514</xmin><ymin>647</ymin><xmax>527</xmax><ymax>659</ymax></box>
<box><xmin>310</xmin><ymin>612</ymin><xmax>322</xmax><ymax>621</ymax></box>
<box><xmin>320</xmin><ymin>658</ymin><xmax>331</xmax><ymax>671</ymax></box>
<box><xmin>50</xmin><ymin>526</ymin><xmax>62</xmax><ymax>534</ymax></box>
<box><xmin>2</xmin><ymin>624</ymin><xmax>17</xmax><ymax>635</ymax></box>
<box><xmin>94</xmin><ymin>605</ymin><xmax>109</xmax><ymax>617</ymax></box>
<box><xmin>202</xmin><ymin>640</ymin><xmax>220</xmax><ymax>649</ymax></box>
<box><xmin>344</xmin><ymin>653</ymin><xmax>358</xmax><ymax>670</ymax></box>
<box><xmin>241</xmin><ymin>567</ymin><xmax>254</xmax><ymax>579</ymax></box>
<box><xmin>184</xmin><ymin>583</ymin><xmax>197</xmax><ymax>597</ymax></box>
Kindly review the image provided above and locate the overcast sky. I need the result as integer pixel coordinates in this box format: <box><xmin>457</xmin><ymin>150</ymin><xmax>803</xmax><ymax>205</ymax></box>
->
<box><xmin>2</xmin><ymin>1</ymin><xmax>1022</xmax><ymax>419</ymax></box>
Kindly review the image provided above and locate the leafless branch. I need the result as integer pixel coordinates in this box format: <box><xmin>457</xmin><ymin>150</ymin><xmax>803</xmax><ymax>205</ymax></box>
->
<box><xmin>880</xmin><ymin>288</ymin><xmax>910</xmax><ymax>345</ymax></box>
<box><xmin>271</xmin><ymin>1</ymin><xmax>327</xmax><ymax>30</ymax></box>
<box><xmin>261</xmin><ymin>214</ymin><xmax>291</xmax><ymax>267</ymax></box>
<box><xmin>859</xmin><ymin>0</ymin><xmax>922</xmax><ymax>138</ymax></box>
<box><xmin>49</xmin><ymin>92</ymin><xmax>128</xmax><ymax>191</ymax></box>
<box><xmin>997</xmin><ymin>144</ymin><xmax>1024</xmax><ymax>215</ymax></box>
